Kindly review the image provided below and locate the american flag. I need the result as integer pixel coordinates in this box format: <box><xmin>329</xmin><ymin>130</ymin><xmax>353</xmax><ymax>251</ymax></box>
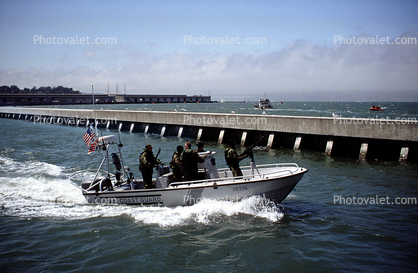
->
<box><xmin>88</xmin><ymin>139</ymin><xmax>98</xmax><ymax>154</ymax></box>
<box><xmin>83</xmin><ymin>126</ymin><xmax>95</xmax><ymax>146</ymax></box>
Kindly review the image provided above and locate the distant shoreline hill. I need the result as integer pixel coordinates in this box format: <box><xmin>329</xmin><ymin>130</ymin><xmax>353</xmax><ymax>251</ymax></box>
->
<box><xmin>0</xmin><ymin>85</ymin><xmax>80</xmax><ymax>94</ymax></box>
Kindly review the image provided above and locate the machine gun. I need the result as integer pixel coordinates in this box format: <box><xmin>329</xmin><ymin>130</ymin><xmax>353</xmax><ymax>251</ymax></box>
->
<box><xmin>155</xmin><ymin>147</ymin><xmax>162</xmax><ymax>170</ymax></box>
<box><xmin>155</xmin><ymin>147</ymin><xmax>161</xmax><ymax>159</ymax></box>
<box><xmin>243</xmin><ymin>136</ymin><xmax>264</xmax><ymax>162</ymax></box>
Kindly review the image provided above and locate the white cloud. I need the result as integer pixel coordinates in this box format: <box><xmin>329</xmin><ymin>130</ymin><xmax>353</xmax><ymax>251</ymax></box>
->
<box><xmin>1</xmin><ymin>33</ymin><xmax>417</xmax><ymax>101</ymax></box>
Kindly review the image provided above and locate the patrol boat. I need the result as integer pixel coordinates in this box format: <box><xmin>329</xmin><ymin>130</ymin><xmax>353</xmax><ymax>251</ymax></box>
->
<box><xmin>254</xmin><ymin>93</ymin><xmax>273</xmax><ymax>109</ymax></box>
<box><xmin>70</xmin><ymin>136</ymin><xmax>307</xmax><ymax>206</ymax></box>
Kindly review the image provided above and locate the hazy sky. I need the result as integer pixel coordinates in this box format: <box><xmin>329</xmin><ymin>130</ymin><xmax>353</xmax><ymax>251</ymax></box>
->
<box><xmin>0</xmin><ymin>0</ymin><xmax>417</xmax><ymax>101</ymax></box>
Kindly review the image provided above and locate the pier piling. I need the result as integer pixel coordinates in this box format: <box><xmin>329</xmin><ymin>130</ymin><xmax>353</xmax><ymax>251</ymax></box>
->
<box><xmin>267</xmin><ymin>133</ymin><xmax>275</xmax><ymax>149</ymax></box>
<box><xmin>177</xmin><ymin>127</ymin><xmax>183</xmax><ymax>138</ymax></box>
<box><xmin>294</xmin><ymin>136</ymin><xmax>302</xmax><ymax>150</ymax></box>
<box><xmin>240</xmin><ymin>132</ymin><xmax>248</xmax><ymax>146</ymax></box>
<box><xmin>399</xmin><ymin>147</ymin><xmax>409</xmax><ymax>162</ymax></box>
<box><xmin>359</xmin><ymin>143</ymin><xmax>368</xmax><ymax>160</ymax></box>
<box><xmin>197</xmin><ymin>128</ymin><xmax>203</xmax><ymax>141</ymax></box>
<box><xmin>218</xmin><ymin>130</ymin><xmax>225</xmax><ymax>144</ymax></box>
<box><xmin>325</xmin><ymin>140</ymin><xmax>334</xmax><ymax>156</ymax></box>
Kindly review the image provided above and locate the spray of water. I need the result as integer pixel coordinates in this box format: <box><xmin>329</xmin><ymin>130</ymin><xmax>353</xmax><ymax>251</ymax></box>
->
<box><xmin>0</xmin><ymin>156</ymin><xmax>283</xmax><ymax>226</ymax></box>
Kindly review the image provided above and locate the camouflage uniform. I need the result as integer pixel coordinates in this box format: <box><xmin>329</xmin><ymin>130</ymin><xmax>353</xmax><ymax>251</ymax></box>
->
<box><xmin>170</xmin><ymin>151</ymin><xmax>183</xmax><ymax>182</ymax></box>
<box><xmin>225</xmin><ymin>146</ymin><xmax>248</xmax><ymax>177</ymax></box>
<box><xmin>181</xmin><ymin>148</ymin><xmax>204</xmax><ymax>181</ymax></box>
<box><xmin>139</xmin><ymin>145</ymin><xmax>161</xmax><ymax>188</ymax></box>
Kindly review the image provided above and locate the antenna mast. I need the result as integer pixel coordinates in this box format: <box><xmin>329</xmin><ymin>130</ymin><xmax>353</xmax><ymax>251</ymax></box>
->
<box><xmin>92</xmin><ymin>85</ymin><xmax>97</xmax><ymax>132</ymax></box>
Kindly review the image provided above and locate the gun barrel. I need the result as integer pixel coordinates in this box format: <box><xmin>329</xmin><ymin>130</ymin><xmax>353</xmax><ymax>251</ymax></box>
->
<box><xmin>245</xmin><ymin>136</ymin><xmax>264</xmax><ymax>152</ymax></box>
<box><xmin>155</xmin><ymin>147</ymin><xmax>161</xmax><ymax>158</ymax></box>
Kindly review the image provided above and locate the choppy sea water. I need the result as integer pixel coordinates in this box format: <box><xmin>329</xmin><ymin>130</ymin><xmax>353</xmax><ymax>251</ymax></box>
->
<box><xmin>1</xmin><ymin>102</ymin><xmax>417</xmax><ymax>272</ymax></box>
<box><xmin>33</xmin><ymin>100</ymin><xmax>418</xmax><ymax>119</ymax></box>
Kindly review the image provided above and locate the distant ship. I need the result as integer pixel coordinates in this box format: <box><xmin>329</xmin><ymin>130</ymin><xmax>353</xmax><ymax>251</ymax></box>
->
<box><xmin>254</xmin><ymin>93</ymin><xmax>273</xmax><ymax>109</ymax></box>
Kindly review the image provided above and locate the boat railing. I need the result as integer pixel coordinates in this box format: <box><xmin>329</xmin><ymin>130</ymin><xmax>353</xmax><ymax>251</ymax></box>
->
<box><xmin>69</xmin><ymin>168</ymin><xmax>114</xmax><ymax>192</ymax></box>
<box><xmin>168</xmin><ymin>175</ymin><xmax>246</xmax><ymax>187</ymax></box>
<box><xmin>69</xmin><ymin>169</ymin><xmax>105</xmax><ymax>181</ymax></box>
<box><xmin>250</xmin><ymin>169</ymin><xmax>294</xmax><ymax>179</ymax></box>
<box><xmin>219</xmin><ymin>162</ymin><xmax>300</xmax><ymax>171</ymax></box>
<box><xmin>169</xmin><ymin>163</ymin><xmax>300</xmax><ymax>187</ymax></box>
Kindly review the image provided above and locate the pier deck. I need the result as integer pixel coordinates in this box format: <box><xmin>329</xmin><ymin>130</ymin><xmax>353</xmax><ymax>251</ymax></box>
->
<box><xmin>1</xmin><ymin>107</ymin><xmax>417</xmax><ymax>161</ymax></box>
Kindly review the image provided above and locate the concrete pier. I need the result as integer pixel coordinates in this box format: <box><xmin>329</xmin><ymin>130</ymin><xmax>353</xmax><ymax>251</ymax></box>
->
<box><xmin>1</xmin><ymin>107</ymin><xmax>417</xmax><ymax>161</ymax></box>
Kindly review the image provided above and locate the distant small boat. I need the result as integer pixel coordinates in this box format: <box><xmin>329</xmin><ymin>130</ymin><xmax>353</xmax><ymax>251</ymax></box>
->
<box><xmin>370</xmin><ymin>105</ymin><xmax>384</xmax><ymax>111</ymax></box>
<box><xmin>254</xmin><ymin>93</ymin><xmax>273</xmax><ymax>109</ymax></box>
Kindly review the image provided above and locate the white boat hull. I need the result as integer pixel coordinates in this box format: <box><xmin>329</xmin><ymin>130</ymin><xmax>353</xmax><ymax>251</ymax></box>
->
<box><xmin>82</xmin><ymin>164</ymin><xmax>307</xmax><ymax>206</ymax></box>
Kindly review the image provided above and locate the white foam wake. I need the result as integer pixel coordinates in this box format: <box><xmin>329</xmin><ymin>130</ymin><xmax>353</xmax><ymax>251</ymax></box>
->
<box><xmin>0</xmin><ymin>156</ymin><xmax>283</xmax><ymax>226</ymax></box>
<box><xmin>0</xmin><ymin>155</ymin><xmax>62</xmax><ymax>176</ymax></box>
<box><xmin>124</xmin><ymin>196</ymin><xmax>283</xmax><ymax>226</ymax></box>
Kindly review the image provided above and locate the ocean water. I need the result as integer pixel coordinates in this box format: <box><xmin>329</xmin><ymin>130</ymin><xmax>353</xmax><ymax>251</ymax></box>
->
<box><xmin>33</xmin><ymin>100</ymin><xmax>418</xmax><ymax>120</ymax></box>
<box><xmin>1</xmin><ymin>102</ymin><xmax>417</xmax><ymax>272</ymax></box>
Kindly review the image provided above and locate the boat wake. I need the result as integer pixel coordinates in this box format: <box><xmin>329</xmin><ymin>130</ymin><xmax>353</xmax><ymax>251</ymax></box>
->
<box><xmin>0</xmin><ymin>156</ymin><xmax>284</xmax><ymax>226</ymax></box>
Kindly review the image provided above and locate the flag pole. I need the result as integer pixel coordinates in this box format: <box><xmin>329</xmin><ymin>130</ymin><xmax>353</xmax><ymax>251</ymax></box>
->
<box><xmin>92</xmin><ymin>85</ymin><xmax>97</xmax><ymax>132</ymax></box>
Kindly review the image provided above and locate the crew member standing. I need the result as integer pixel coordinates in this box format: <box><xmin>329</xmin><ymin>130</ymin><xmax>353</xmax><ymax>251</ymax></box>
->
<box><xmin>181</xmin><ymin>142</ymin><xmax>205</xmax><ymax>181</ymax></box>
<box><xmin>139</xmin><ymin>144</ymin><xmax>161</xmax><ymax>188</ymax></box>
<box><xmin>196</xmin><ymin>142</ymin><xmax>205</xmax><ymax>152</ymax></box>
<box><xmin>225</xmin><ymin>139</ymin><xmax>248</xmax><ymax>177</ymax></box>
<box><xmin>170</xmin><ymin>145</ymin><xmax>184</xmax><ymax>182</ymax></box>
